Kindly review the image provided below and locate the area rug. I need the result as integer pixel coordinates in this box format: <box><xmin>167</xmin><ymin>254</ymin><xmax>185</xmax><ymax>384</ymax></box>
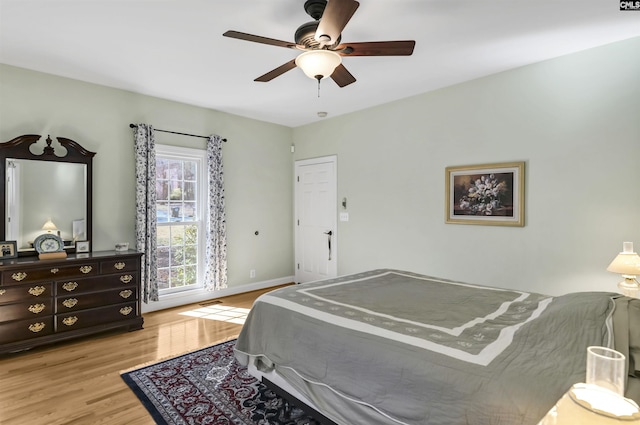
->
<box><xmin>121</xmin><ymin>339</ymin><xmax>320</xmax><ymax>425</ymax></box>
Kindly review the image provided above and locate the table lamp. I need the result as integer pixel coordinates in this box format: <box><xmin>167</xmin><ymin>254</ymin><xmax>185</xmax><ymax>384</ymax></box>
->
<box><xmin>42</xmin><ymin>218</ymin><xmax>58</xmax><ymax>233</ymax></box>
<box><xmin>607</xmin><ymin>242</ymin><xmax>640</xmax><ymax>297</ymax></box>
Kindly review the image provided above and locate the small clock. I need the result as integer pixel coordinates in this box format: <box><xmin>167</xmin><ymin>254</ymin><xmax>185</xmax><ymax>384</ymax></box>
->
<box><xmin>33</xmin><ymin>233</ymin><xmax>65</xmax><ymax>254</ymax></box>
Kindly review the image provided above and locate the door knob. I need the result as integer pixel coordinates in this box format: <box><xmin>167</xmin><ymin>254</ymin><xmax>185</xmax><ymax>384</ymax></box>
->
<box><xmin>324</xmin><ymin>230</ymin><xmax>332</xmax><ymax>260</ymax></box>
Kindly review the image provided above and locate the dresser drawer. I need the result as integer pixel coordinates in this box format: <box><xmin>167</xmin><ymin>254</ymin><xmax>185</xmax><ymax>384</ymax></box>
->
<box><xmin>56</xmin><ymin>273</ymin><xmax>137</xmax><ymax>295</ymax></box>
<box><xmin>100</xmin><ymin>258</ymin><xmax>139</xmax><ymax>274</ymax></box>
<box><xmin>56</xmin><ymin>302</ymin><xmax>138</xmax><ymax>332</ymax></box>
<box><xmin>0</xmin><ymin>317</ymin><xmax>54</xmax><ymax>344</ymax></box>
<box><xmin>56</xmin><ymin>287</ymin><xmax>138</xmax><ymax>313</ymax></box>
<box><xmin>0</xmin><ymin>300</ymin><xmax>53</xmax><ymax>322</ymax></box>
<box><xmin>1</xmin><ymin>262</ymin><xmax>98</xmax><ymax>285</ymax></box>
<box><xmin>101</xmin><ymin>272</ymin><xmax>138</xmax><ymax>288</ymax></box>
<box><xmin>0</xmin><ymin>283</ymin><xmax>53</xmax><ymax>304</ymax></box>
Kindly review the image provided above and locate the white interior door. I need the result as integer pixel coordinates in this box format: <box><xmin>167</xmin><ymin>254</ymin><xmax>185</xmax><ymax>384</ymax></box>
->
<box><xmin>295</xmin><ymin>156</ymin><xmax>337</xmax><ymax>283</ymax></box>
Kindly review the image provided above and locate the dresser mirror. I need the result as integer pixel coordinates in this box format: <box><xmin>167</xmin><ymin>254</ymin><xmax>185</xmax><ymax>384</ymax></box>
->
<box><xmin>0</xmin><ymin>134</ymin><xmax>95</xmax><ymax>255</ymax></box>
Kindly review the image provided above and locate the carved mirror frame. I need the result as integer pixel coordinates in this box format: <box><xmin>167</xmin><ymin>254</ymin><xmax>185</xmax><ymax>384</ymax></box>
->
<box><xmin>0</xmin><ymin>134</ymin><xmax>95</xmax><ymax>256</ymax></box>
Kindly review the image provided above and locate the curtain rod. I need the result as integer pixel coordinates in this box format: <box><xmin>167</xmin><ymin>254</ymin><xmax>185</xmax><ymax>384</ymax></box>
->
<box><xmin>129</xmin><ymin>123</ymin><xmax>227</xmax><ymax>142</ymax></box>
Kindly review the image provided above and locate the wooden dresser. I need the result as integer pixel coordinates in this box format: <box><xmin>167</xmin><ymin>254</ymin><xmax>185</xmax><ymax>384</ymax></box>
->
<box><xmin>0</xmin><ymin>250</ymin><xmax>143</xmax><ymax>354</ymax></box>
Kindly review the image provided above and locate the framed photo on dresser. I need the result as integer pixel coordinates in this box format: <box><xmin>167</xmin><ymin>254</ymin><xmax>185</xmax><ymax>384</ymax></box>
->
<box><xmin>76</xmin><ymin>241</ymin><xmax>90</xmax><ymax>253</ymax></box>
<box><xmin>0</xmin><ymin>241</ymin><xmax>18</xmax><ymax>259</ymax></box>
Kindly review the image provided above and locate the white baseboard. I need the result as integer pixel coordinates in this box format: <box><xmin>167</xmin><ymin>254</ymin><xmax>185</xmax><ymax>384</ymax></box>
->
<box><xmin>141</xmin><ymin>275</ymin><xmax>295</xmax><ymax>314</ymax></box>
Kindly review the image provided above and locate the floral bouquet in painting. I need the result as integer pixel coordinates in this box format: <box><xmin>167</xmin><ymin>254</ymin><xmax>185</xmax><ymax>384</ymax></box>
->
<box><xmin>458</xmin><ymin>174</ymin><xmax>507</xmax><ymax>215</ymax></box>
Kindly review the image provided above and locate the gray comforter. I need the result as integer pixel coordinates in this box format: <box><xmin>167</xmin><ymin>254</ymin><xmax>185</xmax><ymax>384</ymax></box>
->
<box><xmin>235</xmin><ymin>270</ymin><xmax>618</xmax><ymax>425</ymax></box>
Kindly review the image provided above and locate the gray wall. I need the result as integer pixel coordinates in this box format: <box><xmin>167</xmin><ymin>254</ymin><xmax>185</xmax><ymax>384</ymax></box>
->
<box><xmin>1</xmin><ymin>37</ymin><xmax>638</xmax><ymax>305</ymax></box>
<box><xmin>292</xmin><ymin>37</ymin><xmax>640</xmax><ymax>296</ymax></box>
<box><xmin>0</xmin><ymin>64</ymin><xmax>294</xmax><ymax>298</ymax></box>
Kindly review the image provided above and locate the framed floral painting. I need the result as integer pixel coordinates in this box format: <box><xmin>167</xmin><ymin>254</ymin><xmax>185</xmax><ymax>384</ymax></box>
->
<box><xmin>445</xmin><ymin>161</ymin><xmax>525</xmax><ymax>226</ymax></box>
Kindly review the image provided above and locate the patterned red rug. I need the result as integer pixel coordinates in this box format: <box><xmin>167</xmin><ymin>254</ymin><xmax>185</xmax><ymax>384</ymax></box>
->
<box><xmin>121</xmin><ymin>339</ymin><xmax>319</xmax><ymax>425</ymax></box>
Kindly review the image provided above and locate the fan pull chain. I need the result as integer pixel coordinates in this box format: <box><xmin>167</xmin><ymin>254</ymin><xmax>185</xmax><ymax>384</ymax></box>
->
<box><xmin>316</xmin><ymin>75</ymin><xmax>322</xmax><ymax>98</ymax></box>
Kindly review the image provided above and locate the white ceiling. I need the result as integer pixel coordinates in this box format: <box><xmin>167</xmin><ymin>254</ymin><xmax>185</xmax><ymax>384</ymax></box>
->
<box><xmin>1</xmin><ymin>1</ymin><xmax>639</xmax><ymax>128</ymax></box>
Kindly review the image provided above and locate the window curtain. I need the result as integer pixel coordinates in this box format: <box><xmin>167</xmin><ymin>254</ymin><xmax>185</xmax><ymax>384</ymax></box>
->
<box><xmin>134</xmin><ymin>124</ymin><xmax>159</xmax><ymax>303</ymax></box>
<box><xmin>204</xmin><ymin>135</ymin><xmax>228</xmax><ymax>291</ymax></box>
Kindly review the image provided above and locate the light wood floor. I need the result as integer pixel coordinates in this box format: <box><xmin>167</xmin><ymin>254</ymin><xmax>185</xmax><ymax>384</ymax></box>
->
<box><xmin>0</xmin><ymin>286</ymin><xmax>281</xmax><ymax>425</ymax></box>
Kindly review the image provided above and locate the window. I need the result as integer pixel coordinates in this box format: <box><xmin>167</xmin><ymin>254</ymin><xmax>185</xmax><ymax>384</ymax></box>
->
<box><xmin>155</xmin><ymin>144</ymin><xmax>207</xmax><ymax>295</ymax></box>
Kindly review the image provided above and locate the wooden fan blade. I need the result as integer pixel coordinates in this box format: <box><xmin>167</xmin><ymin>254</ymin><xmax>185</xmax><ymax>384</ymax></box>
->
<box><xmin>223</xmin><ymin>30</ymin><xmax>299</xmax><ymax>49</ymax></box>
<box><xmin>315</xmin><ymin>0</ymin><xmax>360</xmax><ymax>46</ymax></box>
<box><xmin>336</xmin><ymin>40</ymin><xmax>415</xmax><ymax>56</ymax></box>
<box><xmin>254</xmin><ymin>59</ymin><xmax>298</xmax><ymax>82</ymax></box>
<box><xmin>330</xmin><ymin>64</ymin><xmax>356</xmax><ymax>87</ymax></box>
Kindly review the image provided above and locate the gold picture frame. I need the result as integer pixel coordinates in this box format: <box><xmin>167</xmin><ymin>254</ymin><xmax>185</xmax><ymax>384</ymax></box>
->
<box><xmin>446</xmin><ymin>161</ymin><xmax>525</xmax><ymax>226</ymax></box>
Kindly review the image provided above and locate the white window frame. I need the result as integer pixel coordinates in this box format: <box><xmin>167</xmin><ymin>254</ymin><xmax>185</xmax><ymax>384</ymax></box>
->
<box><xmin>155</xmin><ymin>144</ymin><xmax>208</xmax><ymax>296</ymax></box>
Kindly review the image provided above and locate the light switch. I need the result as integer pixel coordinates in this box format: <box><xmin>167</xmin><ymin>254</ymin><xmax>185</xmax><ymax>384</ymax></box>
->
<box><xmin>339</xmin><ymin>212</ymin><xmax>349</xmax><ymax>222</ymax></box>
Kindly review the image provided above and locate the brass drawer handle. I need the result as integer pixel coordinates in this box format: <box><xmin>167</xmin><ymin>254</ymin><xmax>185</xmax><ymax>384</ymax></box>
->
<box><xmin>62</xmin><ymin>281</ymin><xmax>78</xmax><ymax>292</ymax></box>
<box><xmin>12</xmin><ymin>272</ymin><xmax>27</xmax><ymax>281</ymax></box>
<box><xmin>62</xmin><ymin>298</ymin><xmax>78</xmax><ymax>308</ymax></box>
<box><xmin>119</xmin><ymin>306</ymin><xmax>133</xmax><ymax>316</ymax></box>
<box><xmin>114</xmin><ymin>262</ymin><xmax>126</xmax><ymax>270</ymax></box>
<box><xmin>62</xmin><ymin>316</ymin><xmax>78</xmax><ymax>326</ymax></box>
<box><xmin>119</xmin><ymin>290</ymin><xmax>133</xmax><ymax>299</ymax></box>
<box><xmin>28</xmin><ymin>303</ymin><xmax>46</xmax><ymax>314</ymax></box>
<box><xmin>28</xmin><ymin>286</ymin><xmax>46</xmax><ymax>296</ymax></box>
<box><xmin>0</xmin><ymin>289</ymin><xmax>6</xmax><ymax>296</ymax></box>
<box><xmin>50</xmin><ymin>268</ymin><xmax>59</xmax><ymax>274</ymax></box>
<box><xmin>79</xmin><ymin>265</ymin><xmax>93</xmax><ymax>274</ymax></box>
<box><xmin>28</xmin><ymin>322</ymin><xmax>46</xmax><ymax>333</ymax></box>
<box><xmin>120</xmin><ymin>275</ymin><xmax>133</xmax><ymax>284</ymax></box>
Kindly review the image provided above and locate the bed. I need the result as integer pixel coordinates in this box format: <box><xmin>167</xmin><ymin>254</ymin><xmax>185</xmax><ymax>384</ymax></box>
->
<box><xmin>234</xmin><ymin>269</ymin><xmax>639</xmax><ymax>424</ymax></box>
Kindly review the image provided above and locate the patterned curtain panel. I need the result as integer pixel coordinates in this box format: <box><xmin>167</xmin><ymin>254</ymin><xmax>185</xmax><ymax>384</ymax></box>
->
<box><xmin>134</xmin><ymin>124</ymin><xmax>159</xmax><ymax>302</ymax></box>
<box><xmin>204</xmin><ymin>135</ymin><xmax>228</xmax><ymax>291</ymax></box>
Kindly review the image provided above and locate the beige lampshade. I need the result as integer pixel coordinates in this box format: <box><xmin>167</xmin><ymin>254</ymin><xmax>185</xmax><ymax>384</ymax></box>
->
<box><xmin>607</xmin><ymin>242</ymin><xmax>640</xmax><ymax>276</ymax></box>
<box><xmin>42</xmin><ymin>219</ymin><xmax>58</xmax><ymax>232</ymax></box>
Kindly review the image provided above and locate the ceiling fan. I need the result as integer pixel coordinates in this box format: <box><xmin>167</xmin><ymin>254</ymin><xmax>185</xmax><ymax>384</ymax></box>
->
<box><xmin>223</xmin><ymin>0</ymin><xmax>415</xmax><ymax>88</ymax></box>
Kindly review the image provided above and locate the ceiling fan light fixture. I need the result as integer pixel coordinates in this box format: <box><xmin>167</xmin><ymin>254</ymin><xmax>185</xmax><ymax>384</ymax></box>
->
<box><xmin>295</xmin><ymin>50</ymin><xmax>341</xmax><ymax>80</ymax></box>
